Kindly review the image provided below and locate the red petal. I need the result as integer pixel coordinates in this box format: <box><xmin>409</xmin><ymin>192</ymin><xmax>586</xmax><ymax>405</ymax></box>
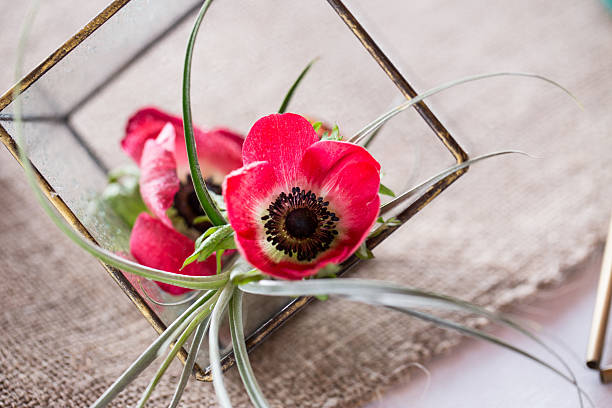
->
<box><xmin>123</xmin><ymin>107</ymin><xmax>184</xmax><ymax>165</ymax></box>
<box><xmin>242</xmin><ymin>113</ymin><xmax>319</xmax><ymax>185</ymax></box>
<box><xmin>139</xmin><ymin>124</ymin><xmax>180</xmax><ymax>228</ymax></box>
<box><xmin>223</xmin><ymin>161</ymin><xmax>279</xmax><ymax>239</ymax></box>
<box><xmin>300</xmin><ymin>140</ymin><xmax>381</xmax><ymax>267</ymax></box>
<box><xmin>223</xmin><ymin>161</ymin><xmax>307</xmax><ymax>278</ymax></box>
<box><xmin>300</xmin><ymin>140</ymin><xmax>381</xmax><ymax>188</ymax></box>
<box><xmin>123</xmin><ymin>107</ymin><xmax>244</xmax><ymax>178</ymax></box>
<box><xmin>224</xmin><ymin>136</ymin><xmax>381</xmax><ymax>279</ymax></box>
<box><xmin>190</xmin><ymin>127</ymin><xmax>244</xmax><ymax>183</ymax></box>
<box><xmin>315</xmin><ymin>160</ymin><xmax>381</xmax><ymax>264</ymax></box>
<box><xmin>130</xmin><ymin>213</ymin><xmax>217</xmax><ymax>295</ymax></box>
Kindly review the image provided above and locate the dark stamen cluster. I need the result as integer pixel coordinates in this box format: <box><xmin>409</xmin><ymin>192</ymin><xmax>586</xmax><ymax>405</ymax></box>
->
<box><xmin>174</xmin><ymin>175</ymin><xmax>220</xmax><ymax>232</ymax></box>
<box><xmin>261</xmin><ymin>186</ymin><xmax>339</xmax><ymax>261</ymax></box>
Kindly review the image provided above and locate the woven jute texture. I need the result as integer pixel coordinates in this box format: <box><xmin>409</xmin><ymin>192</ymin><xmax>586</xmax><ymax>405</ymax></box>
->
<box><xmin>2</xmin><ymin>0</ymin><xmax>612</xmax><ymax>407</ymax></box>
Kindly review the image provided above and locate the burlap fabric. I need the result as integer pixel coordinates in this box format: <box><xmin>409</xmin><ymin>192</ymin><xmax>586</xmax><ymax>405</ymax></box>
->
<box><xmin>2</xmin><ymin>0</ymin><xmax>612</xmax><ymax>406</ymax></box>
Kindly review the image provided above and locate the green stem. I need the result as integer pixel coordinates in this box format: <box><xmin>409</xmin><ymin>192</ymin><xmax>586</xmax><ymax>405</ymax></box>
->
<box><xmin>350</xmin><ymin>72</ymin><xmax>581</xmax><ymax>144</ymax></box>
<box><xmin>278</xmin><ymin>58</ymin><xmax>317</xmax><ymax>114</ymax></box>
<box><xmin>182</xmin><ymin>0</ymin><xmax>226</xmax><ymax>226</ymax></box>
<box><xmin>240</xmin><ymin>279</ymin><xmax>589</xmax><ymax>407</ymax></box>
<box><xmin>90</xmin><ymin>290</ymin><xmax>215</xmax><ymax>408</ymax></box>
<box><xmin>168</xmin><ymin>317</ymin><xmax>210</xmax><ymax>408</ymax></box>
<box><xmin>229</xmin><ymin>291</ymin><xmax>269</xmax><ymax>407</ymax></box>
<box><xmin>362</xmin><ymin>124</ymin><xmax>384</xmax><ymax>149</ymax></box>
<box><xmin>209</xmin><ymin>281</ymin><xmax>235</xmax><ymax>408</ymax></box>
<box><xmin>13</xmin><ymin>4</ymin><xmax>234</xmax><ymax>295</ymax></box>
<box><xmin>137</xmin><ymin>290</ymin><xmax>221</xmax><ymax>407</ymax></box>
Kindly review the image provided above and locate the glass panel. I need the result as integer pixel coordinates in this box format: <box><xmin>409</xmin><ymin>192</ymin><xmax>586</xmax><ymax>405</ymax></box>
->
<box><xmin>1</xmin><ymin>0</ymin><xmax>457</xmax><ymax>371</ymax></box>
<box><xmin>2</xmin><ymin>0</ymin><xmax>202</xmax><ymax>117</ymax></box>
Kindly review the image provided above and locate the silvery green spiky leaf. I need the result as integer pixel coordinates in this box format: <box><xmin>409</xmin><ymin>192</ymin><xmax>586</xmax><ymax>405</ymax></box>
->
<box><xmin>168</xmin><ymin>318</ymin><xmax>210</xmax><ymax>408</ymax></box>
<box><xmin>209</xmin><ymin>282</ymin><xmax>235</xmax><ymax>408</ymax></box>
<box><xmin>182</xmin><ymin>224</ymin><xmax>235</xmax><ymax>269</ymax></box>
<box><xmin>239</xmin><ymin>279</ymin><xmax>587</xmax><ymax>406</ymax></box>
<box><xmin>182</xmin><ymin>0</ymin><xmax>226</xmax><ymax>226</ymax></box>
<box><xmin>350</xmin><ymin>72</ymin><xmax>580</xmax><ymax>145</ymax></box>
<box><xmin>278</xmin><ymin>58</ymin><xmax>317</xmax><ymax>114</ymax></box>
<box><xmin>137</xmin><ymin>291</ymin><xmax>220</xmax><ymax>407</ymax></box>
<box><xmin>229</xmin><ymin>291</ymin><xmax>269</xmax><ymax>408</ymax></box>
<box><xmin>88</xmin><ymin>290</ymin><xmax>215</xmax><ymax>408</ymax></box>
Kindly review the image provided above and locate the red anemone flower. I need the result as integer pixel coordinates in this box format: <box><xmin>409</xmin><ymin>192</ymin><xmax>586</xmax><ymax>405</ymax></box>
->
<box><xmin>223</xmin><ymin>113</ymin><xmax>381</xmax><ymax>279</ymax></box>
<box><xmin>122</xmin><ymin>108</ymin><xmax>243</xmax><ymax>294</ymax></box>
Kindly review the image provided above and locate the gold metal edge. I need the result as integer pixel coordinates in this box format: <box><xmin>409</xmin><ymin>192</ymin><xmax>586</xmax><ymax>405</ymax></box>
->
<box><xmin>326</xmin><ymin>0</ymin><xmax>469</xmax><ymax>164</ymax></box>
<box><xmin>586</xmin><ymin>211</ymin><xmax>612</xmax><ymax>373</ymax></box>
<box><xmin>0</xmin><ymin>0</ymin><xmax>132</xmax><ymax>112</ymax></box>
<box><xmin>202</xmin><ymin>0</ymin><xmax>473</xmax><ymax>382</ymax></box>
<box><xmin>0</xmin><ymin>0</ymin><xmax>473</xmax><ymax>384</ymax></box>
<box><xmin>0</xmin><ymin>0</ymin><xmax>208</xmax><ymax>378</ymax></box>
<box><xmin>0</xmin><ymin>122</ymin><xmax>205</xmax><ymax>378</ymax></box>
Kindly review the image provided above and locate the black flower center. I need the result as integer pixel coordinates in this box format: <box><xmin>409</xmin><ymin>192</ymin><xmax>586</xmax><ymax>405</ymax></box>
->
<box><xmin>261</xmin><ymin>187</ymin><xmax>339</xmax><ymax>262</ymax></box>
<box><xmin>174</xmin><ymin>175</ymin><xmax>221</xmax><ymax>232</ymax></box>
<box><xmin>285</xmin><ymin>208</ymin><xmax>318</xmax><ymax>239</ymax></box>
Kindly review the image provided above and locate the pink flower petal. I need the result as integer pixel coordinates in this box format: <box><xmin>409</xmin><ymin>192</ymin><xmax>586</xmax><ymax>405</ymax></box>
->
<box><xmin>224</xmin><ymin>125</ymin><xmax>381</xmax><ymax>279</ymax></box>
<box><xmin>130</xmin><ymin>213</ymin><xmax>217</xmax><ymax>295</ymax></box>
<box><xmin>224</xmin><ymin>161</ymin><xmax>322</xmax><ymax>278</ymax></box>
<box><xmin>139</xmin><ymin>124</ymin><xmax>180</xmax><ymax>228</ymax></box>
<box><xmin>223</xmin><ymin>161</ymin><xmax>279</xmax><ymax>239</ymax></box>
<box><xmin>300</xmin><ymin>140</ymin><xmax>381</xmax><ymax>188</ymax></box>
<box><xmin>300</xmin><ymin>139</ymin><xmax>381</xmax><ymax>263</ymax></box>
<box><xmin>122</xmin><ymin>108</ymin><xmax>244</xmax><ymax>180</ymax></box>
<box><xmin>123</xmin><ymin>107</ymin><xmax>183</xmax><ymax>165</ymax></box>
<box><xmin>242</xmin><ymin>113</ymin><xmax>319</xmax><ymax>186</ymax></box>
<box><xmin>190</xmin><ymin>127</ymin><xmax>244</xmax><ymax>184</ymax></box>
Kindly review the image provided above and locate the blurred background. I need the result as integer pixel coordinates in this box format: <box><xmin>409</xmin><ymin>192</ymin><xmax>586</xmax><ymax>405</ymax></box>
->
<box><xmin>1</xmin><ymin>0</ymin><xmax>612</xmax><ymax>406</ymax></box>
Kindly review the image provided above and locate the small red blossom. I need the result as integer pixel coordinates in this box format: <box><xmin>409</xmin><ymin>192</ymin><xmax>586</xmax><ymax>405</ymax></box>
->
<box><xmin>130</xmin><ymin>213</ymin><xmax>217</xmax><ymax>295</ymax></box>
<box><xmin>122</xmin><ymin>108</ymin><xmax>244</xmax><ymax>294</ymax></box>
<box><xmin>223</xmin><ymin>113</ymin><xmax>381</xmax><ymax>279</ymax></box>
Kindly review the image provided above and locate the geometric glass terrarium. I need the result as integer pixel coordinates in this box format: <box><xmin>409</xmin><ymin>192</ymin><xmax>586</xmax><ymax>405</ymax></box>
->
<box><xmin>0</xmin><ymin>0</ymin><xmax>469</xmax><ymax>381</ymax></box>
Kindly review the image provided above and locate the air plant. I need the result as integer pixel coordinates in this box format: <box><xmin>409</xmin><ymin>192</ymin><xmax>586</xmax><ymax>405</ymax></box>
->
<box><xmin>11</xmin><ymin>1</ymin><xmax>591</xmax><ymax>407</ymax></box>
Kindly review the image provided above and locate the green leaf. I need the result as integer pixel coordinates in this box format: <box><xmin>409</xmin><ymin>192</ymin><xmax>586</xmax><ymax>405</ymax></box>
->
<box><xmin>182</xmin><ymin>0</ymin><xmax>226</xmax><ymax>226</ymax></box>
<box><xmin>362</xmin><ymin>122</ymin><xmax>385</xmax><ymax>149</ymax></box>
<box><xmin>278</xmin><ymin>58</ymin><xmax>318</xmax><ymax>114</ymax></box>
<box><xmin>209</xmin><ymin>282</ymin><xmax>235</xmax><ymax>408</ymax></box>
<box><xmin>321</xmin><ymin>124</ymin><xmax>341</xmax><ymax>141</ymax></box>
<box><xmin>200</xmin><ymin>235</ymin><xmax>235</xmax><ymax>262</ymax></box>
<box><xmin>312</xmin><ymin>122</ymin><xmax>322</xmax><ymax>132</ymax></box>
<box><xmin>354</xmin><ymin>241</ymin><xmax>374</xmax><ymax>260</ymax></box>
<box><xmin>231</xmin><ymin>268</ymin><xmax>264</xmax><ymax>285</ymax></box>
<box><xmin>101</xmin><ymin>168</ymin><xmax>148</xmax><ymax>228</ymax></box>
<box><xmin>229</xmin><ymin>291</ymin><xmax>269</xmax><ymax>408</ymax></box>
<box><xmin>193</xmin><ymin>215</ymin><xmax>211</xmax><ymax>225</ymax></box>
<box><xmin>89</xmin><ymin>290</ymin><xmax>215</xmax><ymax>408</ymax></box>
<box><xmin>369</xmin><ymin>216</ymin><xmax>401</xmax><ymax>239</ymax></box>
<box><xmin>239</xmin><ymin>279</ymin><xmax>588</xmax><ymax>407</ymax></box>
<box><xmin>378</xmin><ymin>183</ymin><xmax>396</xmax><ymax>197</ymax></box>
<box><xmin>137</xmin><ymin>290</ymin><xmax>221</xmax><ymax>408</ymax></box>
<box><xmin>182</xmin><ymin>224</ymin><xmax>235</xmax><ymax>269</ymax></box>
<box><xmin>349</xmin><ymin>72</ymin><xmax>581</xmax><ymax>145</ymax></box>
<box><xmin>314</xmin><ymin>263</ymin><xmax>341</xmax><ymax>278</ymax></box>
<box><xmin>169</xmin><ymin>318</ymin><xmax>209</xmax><ymax>408</ymax></box>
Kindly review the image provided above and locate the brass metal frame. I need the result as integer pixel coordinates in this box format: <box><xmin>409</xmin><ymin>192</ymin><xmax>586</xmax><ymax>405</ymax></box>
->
<box><xmin>0</xmin><ymin>0</ymin><xmax>469</xmax><ymax>382</ymax></box>
<box><xmin>587</xmin><ymin>211</ymin><xmax>612</xmax><ymax>382</ymax></box>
